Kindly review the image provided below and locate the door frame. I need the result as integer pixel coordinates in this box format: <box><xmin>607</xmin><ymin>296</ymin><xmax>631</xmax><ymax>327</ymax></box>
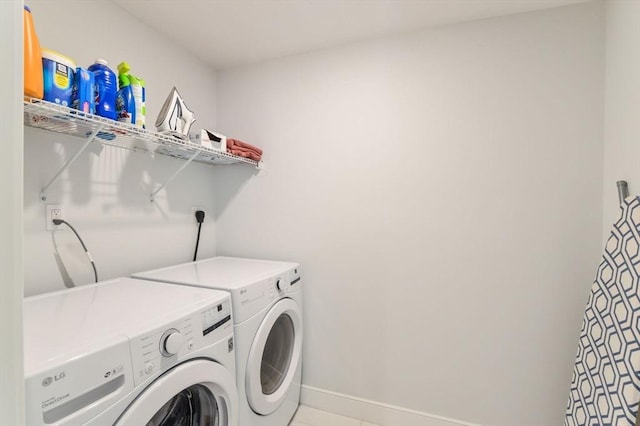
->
<box><xmin>0</xmin><ymin>1</ymin><xmax>24</xmax><ymax>424</ymax></box>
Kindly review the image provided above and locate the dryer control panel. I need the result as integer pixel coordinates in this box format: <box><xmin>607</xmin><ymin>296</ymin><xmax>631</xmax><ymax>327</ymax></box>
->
<box><xmin>273</xmin><ymin>266</ymin><xmax>302</xmax><ymax>295</ymax></box>
<box><xmin>289</xmin><ymin>266</ymin><xmax>302</xmax><ymax>289</ymax></box>
<box><xmin>130</xmin><ymin>299</ymin><xmax>232</xmax><ymax>386</ymax></box>
<box><xmin>233</xmin><ymin>265</ymin><xmax>301</xmax><ymax>323</ymax></box>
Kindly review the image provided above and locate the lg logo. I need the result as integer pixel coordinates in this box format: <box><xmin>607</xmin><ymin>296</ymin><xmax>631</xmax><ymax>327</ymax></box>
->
<box><xmin>42</xmin><ymin>372</ymin><xmax>65</xmax><ymax>387</ymax></box>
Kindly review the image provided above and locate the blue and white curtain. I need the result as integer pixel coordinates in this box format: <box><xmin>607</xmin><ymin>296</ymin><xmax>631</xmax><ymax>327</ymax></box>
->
<box><xmin>567</xmin><ymin>197</ymin><xmax>640</xmax><ymax>425</ymax></box>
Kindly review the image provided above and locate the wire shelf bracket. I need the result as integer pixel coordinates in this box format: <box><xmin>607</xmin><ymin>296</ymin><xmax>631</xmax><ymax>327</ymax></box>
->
<box><xmin>150</xmin><ymin>150</ymin><xmax>201</xmax><ymax>202</ymax></box>
<box><xmin>40</xmin><ymin>126</ymin><xmax>104</xmax><ymax>202</ymax></box>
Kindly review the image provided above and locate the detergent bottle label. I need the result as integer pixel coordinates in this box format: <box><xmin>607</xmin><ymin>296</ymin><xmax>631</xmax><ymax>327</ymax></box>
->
<box><xmin>116</xmin><ymin>86</ymin><xmax>136</xmax><ymax>125</ymax></box>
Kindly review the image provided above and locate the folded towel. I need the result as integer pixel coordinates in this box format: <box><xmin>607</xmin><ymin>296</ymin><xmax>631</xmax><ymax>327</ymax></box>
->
<box><xmin>227</xmin><ymin>138</ymin><xmax>263</xmax><ymax>155</ymax></box>
<box><xmin>227</xmin><ymin>138</ymin><xmax>262</xmax><ymax>161</ymax></box>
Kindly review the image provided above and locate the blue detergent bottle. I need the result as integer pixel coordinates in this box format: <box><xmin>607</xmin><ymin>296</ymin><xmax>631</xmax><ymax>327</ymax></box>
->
<box><xmin>88</xmin><ymin>59</ymin><xmax>117</xmax><ymax>120</ymax></box>
<box><xmin>116</xmin><ymin>65</ymin><xmax>136</xmax><ymax>125</ymax></box>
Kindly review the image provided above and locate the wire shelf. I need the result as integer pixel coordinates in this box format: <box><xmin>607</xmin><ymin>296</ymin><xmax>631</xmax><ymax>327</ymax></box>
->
<box><xmin>23</xmin><ymin>98</ymin><xmax>260</xmax><ymax>167</ymax></box>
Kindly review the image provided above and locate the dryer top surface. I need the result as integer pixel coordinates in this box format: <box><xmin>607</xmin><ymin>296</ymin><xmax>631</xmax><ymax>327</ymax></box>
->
<box><xmin>132</xmin><ymin>256</ymin><xmax>299</xmax><ymax>291</ymax></box>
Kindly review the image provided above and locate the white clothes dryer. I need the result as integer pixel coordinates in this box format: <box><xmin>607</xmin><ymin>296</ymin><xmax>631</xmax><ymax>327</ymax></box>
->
<box><xmin>133</xmin><ymin>257</ymin><xmax>303</xmax><ymax>426</ymax></box>
<box><xmin>24</xmin><ymin>277</ymin><xmax>238</xmax><ymax>426</ymax></box>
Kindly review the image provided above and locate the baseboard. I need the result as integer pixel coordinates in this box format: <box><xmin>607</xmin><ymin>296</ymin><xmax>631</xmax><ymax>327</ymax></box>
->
<box><xmin>300</xmin><ymin>385</ymin><xmax>479</xmax><ymax>426</ymax></box>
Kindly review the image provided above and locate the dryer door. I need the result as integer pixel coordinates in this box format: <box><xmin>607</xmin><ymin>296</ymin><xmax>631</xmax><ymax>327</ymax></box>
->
<box><xmin>115</xmin><ymin>360</ymin><xmax>238</xmax><ymax>426</ymax></box>
<box><xmin>246</xmin><ymin>297</ymin><xmax>303</xmax><ymax>415</ymax></box>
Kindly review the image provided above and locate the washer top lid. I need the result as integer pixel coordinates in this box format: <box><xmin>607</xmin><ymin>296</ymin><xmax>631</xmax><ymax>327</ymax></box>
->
<box><xmin>23</xmin><ymin>277</ymin><xmax>230</xmax><ymax>376</ymax></box>
<box><xmin>132</xmin><ymin>256</ymin><xmax>299</xmax><ymax>290</ymax></box>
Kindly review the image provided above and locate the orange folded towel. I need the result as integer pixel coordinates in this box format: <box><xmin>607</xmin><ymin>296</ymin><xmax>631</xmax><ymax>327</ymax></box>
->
<box><xmin>227</xmin><ymin>138</ymin><xmax>262</xmax><ymax>162</ymax></box>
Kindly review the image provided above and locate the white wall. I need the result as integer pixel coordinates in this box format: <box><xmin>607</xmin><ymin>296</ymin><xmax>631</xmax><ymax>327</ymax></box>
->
<box><xmin>0</xmin><ymin>1</ymin><xmax>24</xmax><ymax>423</ymax></box>
<box><xmin>214</xmin><ymin>3</ymin><xmax>605</xmax><ymax>425</ymax></box>
<box><xmin>602</xmin><ymin>0</ymin><xmax>640</xmax><ymax>239</ymax></box>
<box><xmin>24</xmin><ymin>0</ymin><xmax>219</xmax><ymax>295</ymax></box>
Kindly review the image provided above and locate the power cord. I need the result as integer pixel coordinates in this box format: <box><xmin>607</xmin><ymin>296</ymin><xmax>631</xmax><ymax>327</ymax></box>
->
<box><xmin>53</xmin><ymin>219</ymin><xmax>98</xmax><ymax>283</ymax></box>
<box><xmin>193</xmin><ymin>210</ymin><xmax>205</xmax><ymax>261</ymax></box>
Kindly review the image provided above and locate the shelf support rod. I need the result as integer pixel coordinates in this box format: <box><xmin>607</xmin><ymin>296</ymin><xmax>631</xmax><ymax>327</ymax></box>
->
<box><xmin>40</xmin><ymin>126</ymin><xmax>104</xmax><ymax>201</ymax></box>
<box><xmin>150</xmin><ymin>150</ymin><xmax>201</xmax><ymax>202</ymax></box>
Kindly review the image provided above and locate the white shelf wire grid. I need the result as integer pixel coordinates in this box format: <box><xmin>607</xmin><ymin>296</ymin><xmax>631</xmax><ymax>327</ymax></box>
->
<box><xmin>23</xmin><ymin>98</ymin><xmax>260</xmax><ymax>167</ymax></box>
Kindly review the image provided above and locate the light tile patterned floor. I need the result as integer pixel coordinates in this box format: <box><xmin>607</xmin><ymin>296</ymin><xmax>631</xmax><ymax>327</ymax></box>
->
<box><xmin>289</xmin><ymin>405</ymin><xmax>381</xmax><ymax>426</ymax></box>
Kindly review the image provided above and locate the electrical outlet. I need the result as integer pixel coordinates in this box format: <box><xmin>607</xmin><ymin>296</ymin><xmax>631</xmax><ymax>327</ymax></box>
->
<box><xmin>46</xmin><ymin>204</ymin><xmax>64</xmax><ymax>231</ymax></box>
<box><xmin>192</xmin><ymin>206</ymin><xmax>205</xmax><ymax>222</ymax></box>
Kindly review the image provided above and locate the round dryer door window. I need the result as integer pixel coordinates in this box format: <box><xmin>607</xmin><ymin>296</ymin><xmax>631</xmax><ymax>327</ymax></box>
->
<box><xmin>246</xmin><ymin>298</ymin><xmax>303</xmax><ymax>415</ymax></box>
<box><xmin>116</xmin><ymin>360</ymin><xmax>238</xmax><ymax>426</ymax></box>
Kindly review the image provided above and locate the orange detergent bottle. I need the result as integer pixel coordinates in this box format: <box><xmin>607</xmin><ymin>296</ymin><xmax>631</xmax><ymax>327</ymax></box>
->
<box><xmin>24</xmin><ymin>5</ymin><xmax>43</xmax><ymax>99</ymax></box>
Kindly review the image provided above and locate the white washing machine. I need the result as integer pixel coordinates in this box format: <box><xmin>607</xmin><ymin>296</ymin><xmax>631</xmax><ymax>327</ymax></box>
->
<box><xmin>24</xmin><ymin>277</ymin><xmax>238</xmax><ymax>426</ymax></box>
<box><xmin>133</xmin><ymin>256</ymin><xmax>303</xmax><ymax>426</ymax></box>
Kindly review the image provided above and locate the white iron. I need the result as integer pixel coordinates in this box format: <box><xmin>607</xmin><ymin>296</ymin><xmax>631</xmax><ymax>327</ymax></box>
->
<box><xmin>155</xmin><ymin>87</ymin><xmax>196</xmax><ymax>139</ymax></box>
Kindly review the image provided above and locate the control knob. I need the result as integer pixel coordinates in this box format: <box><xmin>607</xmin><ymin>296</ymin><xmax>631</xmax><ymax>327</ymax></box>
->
<box><xmin>160</xmin><ymin>329</ymin><xmax>185</xmax><ymax>357</ymax></box>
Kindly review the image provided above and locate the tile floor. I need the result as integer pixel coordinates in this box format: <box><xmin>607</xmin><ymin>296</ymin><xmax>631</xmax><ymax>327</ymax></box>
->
<box><xmin>289</xmin><ymin>405</ymin><xmax>381</xmax><ymax>426</ymax></box>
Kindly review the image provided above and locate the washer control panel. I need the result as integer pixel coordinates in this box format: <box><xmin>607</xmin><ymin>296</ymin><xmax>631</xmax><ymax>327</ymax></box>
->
<box><xmin>130</xmin><ymin>299</ymin><xmax>231</xmax><ymax>386</ymax></box>
<box><xmin>202</xmin><ymin>300</ymin><xmax>231</xmax><ymax>337</ymax></box>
